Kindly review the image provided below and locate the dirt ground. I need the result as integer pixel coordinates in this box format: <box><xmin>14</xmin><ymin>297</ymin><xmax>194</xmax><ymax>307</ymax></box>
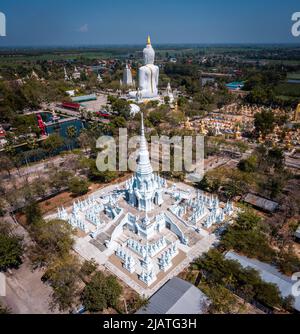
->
<box><xmin>0</xmin><ymin>257</ymin><xmax>59</xmax><ymax>314</ymax></box>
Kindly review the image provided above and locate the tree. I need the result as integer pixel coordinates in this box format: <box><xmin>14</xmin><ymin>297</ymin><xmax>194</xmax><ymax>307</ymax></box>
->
<box><xmin>278</xmin><ymin>249</ymin><xmax>300</xmax><ymax>276</ymax></box>
<box><xmin>82</xmin><ymin>271</ymin><xmax>123</xmax><ymax>312</ymax></box>
<box><xmin>110</xmin><ymin>98</ymin><xmax>131</xmax><ymax>120</ymax></box>
<box><xmin>49</xmin><ymin>169</ymin><xmax>72</xmax><ymax>191</ymax></box>
<box><xmin>88</xmin><ymin>160</ymin><xmax>117</xmax><ymax>183</ymax></box>
<box><xmin>0</xmin><ymin>199</ymin><xmax>6</xmax><ymax>217</ymax></box>
<box><xmin>29</xmin><ymin>219</ymin><xmax>75</xmax><ymax>267</ymax></box>
<box><xmin>79</xmin><ymin>260</ymin><xmax>98</xmax><ymax>282</ymax></box>
<box><xmin>238</xmin><ymin>156</ymin><xmax>257</xmax><ymax>173</ymax></box>
<box><xmin>255</xmin><ymin>282</ymin><xmax>283</xmax><ymax>309</ymax></box>
<box><xmin>195</xmin><ymin>250</ymin><xmax>285</xmax><ymax>310</ymax></box>
<box><xmin>235</xmin><ymin>208</ymin><xmax>262</xmax><ymax>231</ymax></box>
<box><xmin>148</xmin><ymin>110</ymin><xmax>167</xmax><ymax>127</ymax></box>
<box><xmin>42</xmin><ymin>134</ymin><xmax>64</xmax><ymax>155</ymax></box>
<box><xmin>267</xmin><ymin>148</ymin><xmax>285</xmax><ymax>171</ymax></box>
<box><xmin>105</xmin><ymin>275</ymin><xmax>123</xmax><ymax>309</ymax></box>
<box><xmin>4</xmin><ymin>142</ymin><xmax>16</xmax><ymax>157</ymax></box>
<box><xmin>0</xmin><ymin>222</ymin><xmax>23</xmax><ymax>271</ymax></box>
<box><xmin>0</xmin><ymin>303</ymin><xmax>10</xmax><ymax>314</ymax></box>
<box><xmin>263</xmin><ymin>175</ymin><xmax>285</xmax><ymax>200</ymax></box>
<box><xmin>26</xmin><ymin>137</ymin><xmax>38</xmax><ymax>150</ymax></box>
<box><xmin>164</xmin><ymin>96</ymin><xmax>170</xmax><ymax>105</ymax></box>
<box><xmin>221</xmin><ymin>209</ymin><xmax>276</xmax><ymax>263</ymax></box>
<box><xmin>78</xmin><ymin>131</ymin><xmax>93</xmax><ymax>152</ymax></box>
<box><xmin>43</xmin><ymin>255</ymin><xmax>81</xmax><ymax>311</ymax></box>
<box><xmin>111</xmin><ymin>116</ymin><xmax>127</xmax><ymax>130</ymax></box>
<box><xmin>68</xmin><ymin>177</ymin><xmax>90</xmax><ymax>197</ymax></box>
<box><xmin>126</xmin><ymin>295</ymin><xmax>149</xmax><ymax>314</ymax></box>
<box><xmin>24</xmin><ymin>201</ymin><xmax>42</xmax><ymax>225</ymax></box>
<box><xmin>202</xmin><ymin>284</ymin><xmax>238</xmax><ymax>314</ymax></box>
<box><xmin>0</xmin><ymin>155</ymin><xmax>14</xmax><ymax>178</ymax></box>
<box><xmin>66</xmin><ymin>126</ymin><xmax>77</xmax><ymax>151</ymax></box>
<box><xmin>254</xmin><ymin>109</ymin><xmax>275</xmax><ymax>138</ymax></box>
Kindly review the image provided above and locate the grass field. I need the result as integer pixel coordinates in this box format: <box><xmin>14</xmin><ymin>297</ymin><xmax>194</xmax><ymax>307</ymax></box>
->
<box><xmin>274</xmin><ymin>82</ymin><xmax>300</xmax><ymax>98</ymax></box>
<box><xmin>0</xmin><ymin>51</ymin><xmax>116</xmax><ymax>63</ymax></box>
<box><xmin>287</xmin><ymin>72</ymin><xmax>300</xmax><ymax>80</ymax></box>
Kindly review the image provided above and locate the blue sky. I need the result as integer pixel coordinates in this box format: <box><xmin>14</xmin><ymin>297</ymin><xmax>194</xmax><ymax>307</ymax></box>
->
<box><xmin>0</xmin><ymin>0</ymin><xmax>299</xmax><ymax>46</ymax></box>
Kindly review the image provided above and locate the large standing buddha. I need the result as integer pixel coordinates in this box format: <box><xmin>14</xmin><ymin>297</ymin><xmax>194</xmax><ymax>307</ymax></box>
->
<box><xmin>129</xmin><ymin>36</ymin><xmax>160</xmax><ymax>100</ymax></box>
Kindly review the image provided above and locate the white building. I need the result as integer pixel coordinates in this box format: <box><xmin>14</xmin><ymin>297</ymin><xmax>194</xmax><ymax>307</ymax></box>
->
<box><xmin>72</xmin><ymin>67</ymin><xmax>81</xmax><ymax>80</ymax></box>
<box><xmin>126</xmin><ymin>113</ymin><xmax>165</xmax><ymax>212</ymax></box>
<box><xmin>122</xmin><ymin>64</ymin><xmax>133</xmax><ymax>87</ymax></box>
<box><xmin>49</xmin><ymin>112</ymin><xmax>235</xmax><ymax>296</ymax></box>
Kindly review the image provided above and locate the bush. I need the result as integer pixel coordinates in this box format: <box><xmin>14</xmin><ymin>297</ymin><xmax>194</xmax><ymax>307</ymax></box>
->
<box><xmin>68</xmin><ymin>177</ymin><xmax>90</xmax><ymax>196</ymax></box>
<box><xmin>29</xmin><ymin>219</ymin><xmax>75</xmax><ymax>267</ymax></box>
<box><xmin>195</xmin><ymin>250</ymin><xmax>285</xmax><ymax>310</ymax></box>
<box><xmin>24</xmin><ymin>201</ymin><xmax>42</xmax><ymax>225</ymax></box>
<box><xmin>0</xmin><ymin>223</ymin><xmax>23</xmax><ymax>271</ymax></box>
<box><xmin>221</xmin><ymin>209</ymin><xmax>276</xmax><ymax>263</ymax></box>
<box><xmin>238</xmin><ymin>156</ymin><xmax>257</xmax><ymax>173</ymax></box>
<box><xmin>82</xmin><ymin>272</ymin><xmax>123</xmax><ymax>313</ymax></box>
<box><xmin>43</xmin><ymin>255</ymin><xmax>81</xmax><ymax>311</ymax></box>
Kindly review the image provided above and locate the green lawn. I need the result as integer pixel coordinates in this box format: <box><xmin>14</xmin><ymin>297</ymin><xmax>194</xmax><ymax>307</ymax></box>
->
<box><xmin>287</xmin><ymin>72</ymin><xmax>300</xmax><ymax>80</ymax></box>
<box><xmin>274</xmin><ymin>82</ymin><xmax>300</xmax><ymax>98</ymax></box>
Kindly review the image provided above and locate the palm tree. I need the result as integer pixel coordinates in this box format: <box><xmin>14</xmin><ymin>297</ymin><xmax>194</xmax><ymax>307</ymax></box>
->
<box><xmin>66</xmin><ymin>126</ymin><xmax>77</xmax><ymax>151</ymax></box>
<box><xmin>26</xmin><ymin>137</ymin><xmax>38</xmax><ymax>150</ymax></box>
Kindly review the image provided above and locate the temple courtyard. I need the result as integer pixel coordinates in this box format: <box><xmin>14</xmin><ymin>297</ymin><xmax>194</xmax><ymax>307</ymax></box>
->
<box><xmin>45</xmin><ymin>178</ymin><xmax>236</xmax><ymax>297</ymax></box>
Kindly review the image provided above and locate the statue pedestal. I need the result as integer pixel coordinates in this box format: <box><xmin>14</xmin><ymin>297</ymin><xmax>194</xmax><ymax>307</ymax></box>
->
<box><xmin>127</xmin><ymin>94</ymin><xmax>161</xmax><ymax>104</ymax></box>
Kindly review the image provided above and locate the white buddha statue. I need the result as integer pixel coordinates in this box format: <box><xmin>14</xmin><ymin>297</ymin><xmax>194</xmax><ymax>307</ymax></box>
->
<box><xmin>129</xmin><ymin>36</ymin><xmax>159</xmax><ymax>100</ymax></box>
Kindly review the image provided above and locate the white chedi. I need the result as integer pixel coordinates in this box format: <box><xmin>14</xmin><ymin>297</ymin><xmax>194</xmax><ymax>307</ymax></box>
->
<box><xmin>166</xmin><ymin>82</ymin><xmax>174</xmax><ymax>103</ymax></box>
<box><xmin>97</xmin><ymin>73</ymin><xmax>103</xmax><ymax>83</ymax></box>
<box><xmin>129</xmin><ymin>36</ymin><xmax>159</xmax><ymax>100</ymax></box>
<box><xmin>122</xmin><ymin>63</ymin><xmax>133</xmax><ymax>87</ymax></box>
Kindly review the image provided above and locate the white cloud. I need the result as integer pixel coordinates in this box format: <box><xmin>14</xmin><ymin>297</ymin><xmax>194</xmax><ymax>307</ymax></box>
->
<box><xmin>78</xmin><ymin>24</ymin><xmax>88</xmax><ymax>33</ymax></box>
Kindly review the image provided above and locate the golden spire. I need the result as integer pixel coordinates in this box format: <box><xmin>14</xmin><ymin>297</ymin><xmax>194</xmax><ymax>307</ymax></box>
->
<box><xmin>147</xmin><ymin>35</ymin><xmax>151</xmax><ymax>45</ymax></box>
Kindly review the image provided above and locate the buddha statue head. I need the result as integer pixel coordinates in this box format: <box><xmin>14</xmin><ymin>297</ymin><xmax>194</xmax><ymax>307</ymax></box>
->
<box><xmin>143</xmin><ymin>35</ymin><xmax>155</xmax><ymax>65</ymax></box>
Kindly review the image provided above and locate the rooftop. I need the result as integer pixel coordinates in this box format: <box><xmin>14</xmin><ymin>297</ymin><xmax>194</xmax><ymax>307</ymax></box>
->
<box><xmin>244</xmin><ymin>193</ymin><xmax>279</xmax><ymax>213</ymax></box>
<box><xmin>72</xmin><ymin>94</ymin><xmax>97</xmax><ymax>103</ymax></box>
<box><xmin>225</xmin><ymin>251</ymin><xmax>300</xmax><ymax>312</ymax></box>
<box><xmin>136</xmin><ymin>277</ymin><xmax>211</xmax><ymax>314</ymax></box>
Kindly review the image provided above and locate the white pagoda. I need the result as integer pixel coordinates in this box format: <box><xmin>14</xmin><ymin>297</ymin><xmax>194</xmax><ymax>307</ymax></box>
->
<box><xmin>72</xmin><ymin>66</ymin><xmax>81</xmax><ymax>80</ymax></box>
<box><xmin>126</xmin><ymin>113</ymin><xmax>165</xmax><ymax>212</ymax></box>
<box><xmin>122</xmin><ymin>63</ymin><xmax>134</xmax><ymax>87</ymax></box>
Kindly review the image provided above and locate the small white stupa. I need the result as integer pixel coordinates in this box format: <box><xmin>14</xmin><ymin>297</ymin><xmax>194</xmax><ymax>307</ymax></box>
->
<box><xmin>122</xmin><ymin>63</ymin><xmax>133</xmax><ymax>87</ymax></box>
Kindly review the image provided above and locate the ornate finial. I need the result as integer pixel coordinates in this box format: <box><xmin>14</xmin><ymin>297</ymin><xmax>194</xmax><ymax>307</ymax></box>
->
<box><xmin>147</xmin><ymin>35</ymin><xmax>151</xmax><ymax>45</ymax></box>
<box><xmin>141</xmin><ymin>112</ymin><xmax>145</xmax><ymax>137</ymax></box>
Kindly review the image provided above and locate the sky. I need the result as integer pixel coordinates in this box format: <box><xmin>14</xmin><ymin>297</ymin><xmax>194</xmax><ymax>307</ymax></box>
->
<box><xmin>0</xmin><ymin>0</ymin><xmax>300</xmax><ymax>46</ymax></box>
